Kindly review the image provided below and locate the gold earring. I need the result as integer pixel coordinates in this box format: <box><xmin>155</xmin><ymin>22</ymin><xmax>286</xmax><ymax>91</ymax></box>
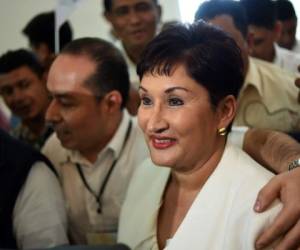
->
<box><xmin>217</xmin><ymin>127</ymin><xmax>227</xmax><ymax>136</ymax></box>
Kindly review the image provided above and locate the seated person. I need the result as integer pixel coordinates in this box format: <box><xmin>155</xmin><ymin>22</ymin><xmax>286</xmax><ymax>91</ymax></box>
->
<box><xmin>118</xmin><ymin>21</ymin><xmax>282</xmax><ymax>249</ymax></box>
<box><xmin>0</xmin><ymin>129</ymin><xmax>68</xmax><ymax>249</ymax></box>
<box><xmin>0</xmin><ymin>49</ymin><xmax>52</xmax><ymax>149</ymax></box>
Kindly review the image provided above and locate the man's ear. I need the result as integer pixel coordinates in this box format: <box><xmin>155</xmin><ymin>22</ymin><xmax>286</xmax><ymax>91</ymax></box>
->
<box><xmin>102</xmin><ymin>90</ymin><xmax>123</xmax><ymax>113</ymax></box>
<box><xmin>104</xmin><ymin>11</ymin><xmax>112</xmax><ymax>24</ymax></box>
<box><xmin>274</xmin><ymin>21</ymin><xmax>283</xmax><ymax>41</ymax></box>
<box><xmin>216</xmin><ymin>95</ymin><xmax>237</xmax><ymax>129</ymax></box>
<box><xmin>34</xmin><ymin>43</ymin><xmax>51</xmax><ymax>66</ymax></box>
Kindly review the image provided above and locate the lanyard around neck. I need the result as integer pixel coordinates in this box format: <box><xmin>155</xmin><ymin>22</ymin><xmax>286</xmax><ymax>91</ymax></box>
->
<box><xmin>75</xmin><ymin>119</ymin><xmax>132</xmax><ymax>214</ymax></box>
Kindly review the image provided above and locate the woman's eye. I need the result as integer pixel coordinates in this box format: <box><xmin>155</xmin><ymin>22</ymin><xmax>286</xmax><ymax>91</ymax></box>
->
<box><xmin>141</xmin><ymin>96</ymin><xmax>152</xmax><ymax>106</ymax></box>
<box><xmin>168</xmin><ymin>97</ymin><xmax>184</xmax><ymax>106</ymax></box>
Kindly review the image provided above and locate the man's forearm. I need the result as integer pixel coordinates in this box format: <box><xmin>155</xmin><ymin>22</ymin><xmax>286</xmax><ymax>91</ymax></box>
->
<box><xmin>243</xmin><ymin>128</ymin><xmax>300</xmax><ymax>173</ymax></box>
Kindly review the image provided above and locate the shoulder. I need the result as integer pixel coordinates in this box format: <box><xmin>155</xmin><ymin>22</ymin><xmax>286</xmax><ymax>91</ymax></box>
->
<box><xmin>277</xmin><ymin>45</ymin><xmax>300</xmax><ymax>61</ymax></box>
<box><xmin>233</xmin><ymin>147</ymin><xmax>282</xmax><ymax>248</ymax></box>
<box><xmin>228</xmin><ymin>126</ymin><xmax>248</xmax><ymax>148</ymax></box>
<box><xmin>214</xmin><ymin>144</ymin><xmax>277</xmax><ymax>206</ymax></box>
<box><xmin>118</xmin><ymin>159</ymin><xmax>169</xmax><ymax>247</ymax></box>
<box><xmin>126</xmin><ymin>116</ymin><xmax>148</xmax><ymax>159</ymax></box>
<box><xmin>13</xmin><ymin>162</ymin><xmax>64</xmax><ymax>222</ymax></box>
<box><xmin>41</xmin><ymin>133</ymin><xmax>69</xmax><ymax>169</ymax></box>
<box><xmin>225</xmin><ymin>144</ymin><xmax>274</xmax><ymax>183</ymax></box>
<box><xmin>17</xmin><ymin>162</ymin><xmax>61</xmax><ymax>199</ymax></box>
<box><xmin>42</xmin><ymin>132</ymin><xmax>61</xmax><ymax>151</ymax></box>
<box><xmin>127</xmin><ymin>158</ymin><xmax>169</xmax><ymax>194</ymax></box>
<box><xmin>223</xmin><ymin>144</ymin><xmax>281</xmax><ymax>213</ymax></box>
<box><xmin>13</xmin><ymin>162</ymin><xmax>68</xmax><ymax>248</ymax></box>
<box><xmin>293</xmin><ymin>40</ymin><xmax>300</xmax><ymax>53</ymax></box>
<box><xmin>121</xmin><ymin>158</ymin><xmax>170</xmax><ymax>218</ymax></box>
<box><xmin>218</xmin><ymin>145</ymin><xmax>282</xmax><ymax>242</ymax></box>
<box><xmin>252</xmin><ymin>57</ymin><xmax>296</xmax><ymax>84</ymax></box>
<box><xmin>250</xmin><ymin>57</ymin><xmax>299</xmax><ymax>109</ymax></box>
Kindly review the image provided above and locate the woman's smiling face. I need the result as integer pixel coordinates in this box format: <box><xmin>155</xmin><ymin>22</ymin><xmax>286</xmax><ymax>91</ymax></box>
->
<box><xmin>138</xmin><ymin>65</ymin><xmax>227</xmax><ymax>172</ymax></box>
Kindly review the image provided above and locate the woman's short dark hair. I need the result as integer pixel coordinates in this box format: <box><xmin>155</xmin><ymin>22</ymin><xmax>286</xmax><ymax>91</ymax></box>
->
<box><xmin>137</xmin><ymin>21</ymin><xmax>244</xmax><ymax>109</ymax></box>
<box><xmin>61</xmin><ymin>37</ymin><xmax>129</xmax><ymax>108</ymax></box>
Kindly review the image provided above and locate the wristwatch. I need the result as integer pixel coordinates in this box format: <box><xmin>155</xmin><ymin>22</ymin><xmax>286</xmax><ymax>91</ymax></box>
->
<box><xmin>288</xmin><ymin>158</ymin><xmax>300</xmax><ymax>171</ymax></box>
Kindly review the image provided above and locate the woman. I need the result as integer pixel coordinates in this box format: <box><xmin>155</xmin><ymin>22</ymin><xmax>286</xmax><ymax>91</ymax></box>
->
<box><xmin>118</xmin><ymin>21</ymin><xmax>281</xmax><ymax>249</ymax></box>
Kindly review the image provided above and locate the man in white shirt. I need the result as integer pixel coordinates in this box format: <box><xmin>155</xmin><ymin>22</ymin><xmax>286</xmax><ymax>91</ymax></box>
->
<box><xmin>0</xmin><ymin>129</ymin><xmax>68</xmax><ymax>249</ymax></box>
<box><xmin>196</xmin><ymin>0</ymin><xmax>300</xmax><ymax>132</ymax></box>
<box><xmin>240</xmin><ymin>0</ymin><xmax>300</xmax><ymax>74</ymax></box>
<box><xmin>275</xmin><ymin>0</ymin><xmax>300</xmax><ymax>53</ymax></box>
<box><xmin>42</xmin><ymin>37</ymin><xmax>148</xmax><ymax>244</ymax></box>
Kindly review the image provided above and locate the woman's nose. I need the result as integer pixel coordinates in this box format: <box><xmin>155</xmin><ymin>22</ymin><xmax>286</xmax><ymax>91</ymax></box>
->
<box><xmin>146</xmin><ymin>106</ymin><xmax>168</xmax><ymax>133</ymax></box>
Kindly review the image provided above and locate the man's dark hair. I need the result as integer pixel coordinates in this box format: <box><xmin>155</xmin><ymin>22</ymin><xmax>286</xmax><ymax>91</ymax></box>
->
<box><xmin>137</xmin><ymin>21</ymin><xmax>244</xmax><ymax>112</ymax></box>
<box><xmin>194</xmin><ymin>0</ymin><xmax>248</xmax><ymax>38</ymax></box>
<box><xmin>61</xmin><ymin>37</ymin><xmax>130</xmax><ymax>108</ymax></box>
<box><xmin>0</xmin><ymin>49</ymin><xmax>44</xmax><ymax>78</ymax></box>
<box><xmin>103</xmin><ymin>0</ymin><xmax>158</xmax><ymax>12</ymax></box>
<box><xmin>240</xmin><ymin>0</ymin><xmax>277</xmax><ymax>30</ymax></box>
<box><xmin>23</xmin><ymin>11</ymin><xmax>73</xmax><ymax>53</ymax></box>
<box><xmin>275</xmin><ymin>0</ymin><xmax>297</xmax><ymax>21</ymax></box>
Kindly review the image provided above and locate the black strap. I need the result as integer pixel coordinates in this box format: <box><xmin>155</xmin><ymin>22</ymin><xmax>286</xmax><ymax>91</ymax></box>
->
<box><xmin>76</xmin><ymin>119</ymin><xmax>132</xmax><ymax>213</ymax></box>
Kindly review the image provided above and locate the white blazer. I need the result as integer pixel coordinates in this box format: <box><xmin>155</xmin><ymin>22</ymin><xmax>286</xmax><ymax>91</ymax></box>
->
<box><xmin>118</xmin><ymin>143</ymin><xmax>281</xmax><ymax>250</ymax></box>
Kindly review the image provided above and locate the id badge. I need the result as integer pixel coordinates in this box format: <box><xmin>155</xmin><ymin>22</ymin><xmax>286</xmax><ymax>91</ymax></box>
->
<box><xmin>86</xmin><ymin>232</ymin><xmax>117</xmax><ymax>245</ymax></box>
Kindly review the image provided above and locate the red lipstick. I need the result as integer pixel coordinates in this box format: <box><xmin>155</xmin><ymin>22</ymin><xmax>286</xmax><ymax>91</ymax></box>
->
<box><xmin>150</xmin><ymin>136</ymin><xmax>176</xmax><ymax>149</ymax></box>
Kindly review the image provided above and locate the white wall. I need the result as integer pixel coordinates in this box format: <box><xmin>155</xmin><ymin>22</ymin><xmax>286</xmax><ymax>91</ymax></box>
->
<box><xmin>0</xmin><ymin>0</ymin><xmax>181</xmax><ymax>55</ymax></box>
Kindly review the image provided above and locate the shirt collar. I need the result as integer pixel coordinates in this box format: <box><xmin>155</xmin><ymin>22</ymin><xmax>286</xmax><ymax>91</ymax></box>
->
<box><xmin>107</xmin><ymin>109</ymin><xmax>131</xmax><ymax>159</ymax></box>
<box><xmin>65</xmin><ymin>110</ymin><xmax>131</xmax><ymax>166</ymax></box>
<box><xmin>243</xmin><ymin>57</ymin><xmax>264</xmax><ymax>96</ymax></box>
<box><xmin>243</xmin><ymin>57</ymin><xmax>299</xmax><ymax>113</ymax></box>
<box><xmin>273</xmin><ymin>43</ymin><xmax>281</xmax><ymax>65</ymax></box>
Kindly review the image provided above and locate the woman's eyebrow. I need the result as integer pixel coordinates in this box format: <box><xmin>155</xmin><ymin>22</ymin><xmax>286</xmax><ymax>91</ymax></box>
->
<box><xmin>138</xmin><ymin>86</ymin><xmax>147</xmax><ymax>92</ymax></box>
<box><xmin>165</xmin><ymin>86</ymin><xmax>189</xmax><ymax>94</ymax></box>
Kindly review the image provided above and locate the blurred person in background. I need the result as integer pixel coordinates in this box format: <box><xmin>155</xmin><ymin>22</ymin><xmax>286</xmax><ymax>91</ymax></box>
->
<box><xmin>23</xmin><ymin>11</ymin><xmax>72</xmax><ymax>67</ymax></box>
<box><xmin>103</xmin><ymin>0</ymin><xmax>162</xmax><ymax>114</ymax></box>
<box><xmin>196</xmin><ymin>0</ymin><xmax>300</xmax><ymax>132</ymax></box>
<box><xmin>241</xmin><ymin>0</ymin><xmax>300</xmax><ymax>74</ymax></box>
<box><xmin>275</xmin><ymin>0</ymin><xmax>300</xmax><ymax>53</ymax></box>
<box><xmin>0</xmin><ymin>49</ymin><xmax>52</xmax><ymax>149</ymax></box>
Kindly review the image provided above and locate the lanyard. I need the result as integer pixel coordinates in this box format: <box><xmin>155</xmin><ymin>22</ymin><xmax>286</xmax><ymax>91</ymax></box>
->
<box><xmin>75</xmin><ymin>119</ymin><xmax>132</xmax><ymax>214</ymax></box>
